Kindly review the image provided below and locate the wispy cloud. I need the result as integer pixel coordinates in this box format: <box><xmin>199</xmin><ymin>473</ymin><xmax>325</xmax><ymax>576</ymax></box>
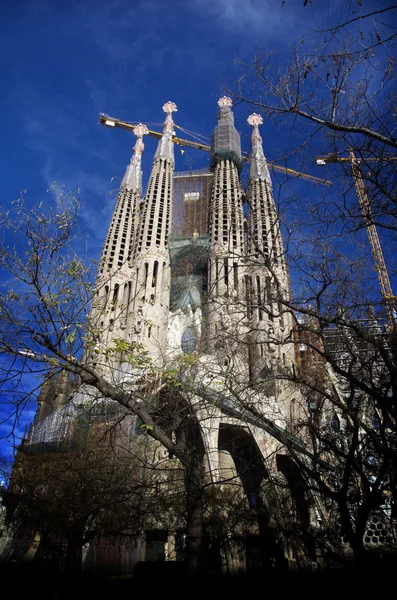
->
<box><xmin>189</xmin><ymin>0</ymin><xmax>300</xmax><ymax>39</ymax></box>
<box><xmin>4</xmin><ymin>73</ymin><xmax>87</xmax><ymax>154</ymax></box>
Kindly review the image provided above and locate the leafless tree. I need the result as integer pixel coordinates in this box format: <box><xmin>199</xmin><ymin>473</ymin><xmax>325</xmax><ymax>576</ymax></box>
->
<box><xmin>223</xmin><ymin>1</ymin><xmax>397</xmax><ymax>564</ymax></box>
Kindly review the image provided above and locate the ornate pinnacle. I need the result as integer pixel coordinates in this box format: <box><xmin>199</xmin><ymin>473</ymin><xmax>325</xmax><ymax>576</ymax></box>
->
<box><xmin>162</xmin><ymin>101</ymin><xmax>178</xmax><ymax>114</ymax></box>
<box><xmin>247</xmin><ymin>113</ymin><xmax>271</xmax><ymax>184</ymax></box>
<box><xmin>121</xmin><ymin>123</ymin><xmax>148</xmax><ymax>191</ymax></box>
<box><xmin>248</xmin><ymin>113</ymin><xmax>264</xmax><ymax>148</ymax></box>
<box><xmin>154</xmin><ymin>102</ymin><xmax>177</xmax><ymax>165</ymax></box>
<box><xmin>247</xmin><ymin>113</ymin><xmax>263</xmax><ymax>127</ymax></box>
<box><xmin>133</xmin><ymin>123</ymin><xmax>149</xmax><ymax>138</ymax></box>
<box><xmin>218</xmin><ymin>96</ymin><xmax>233</xmax><ymax>108</ymax></box>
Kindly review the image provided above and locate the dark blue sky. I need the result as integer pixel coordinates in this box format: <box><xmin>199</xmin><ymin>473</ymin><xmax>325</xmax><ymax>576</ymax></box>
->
<box><xmin>1</xmin><ymin>0</ymin><xmax>342</xmax><ymax>259</ymax></box>
<box><xmin>0</xmin><ymin>0</ymin><xmax>392</xmax><ymax>459</ymax></box>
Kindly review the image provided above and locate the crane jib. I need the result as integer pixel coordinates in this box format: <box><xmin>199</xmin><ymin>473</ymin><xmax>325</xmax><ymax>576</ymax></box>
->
<box><xmin>99</xmin><ymin>113</ymin><xmax>332</xmax><ymax>187</ymax></box>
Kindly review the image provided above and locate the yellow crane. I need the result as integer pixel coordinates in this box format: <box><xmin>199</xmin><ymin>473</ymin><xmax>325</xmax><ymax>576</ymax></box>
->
<box><xmin>99</xmin><ymin>113</ymin><xmax>332</xmax><ymax>187</ymax></box>
<box><xmin>316</xmin><ymin>151</ymin><xmax>396</xmax><ymax>329</ymax></box>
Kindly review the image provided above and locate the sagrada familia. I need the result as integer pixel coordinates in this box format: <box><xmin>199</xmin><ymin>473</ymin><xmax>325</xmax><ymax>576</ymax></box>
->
<box><xmin>2</xmin><ymin>97</ymin><xmax>318</xmax><ymax>573</ymax></box>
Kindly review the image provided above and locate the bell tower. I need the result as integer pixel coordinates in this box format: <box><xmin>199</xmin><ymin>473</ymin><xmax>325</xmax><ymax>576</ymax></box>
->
<box><xmin>129</xmin><ymin>102</ymin><xmax>177</xmax><ymax>360</ymax></box>
<box><xmin>90</xmin><ymin>123</ymin><xmax>148</xmax><ymax>351</ymax></box>
<box><xmin>205</xmin><ymin>97</ymin><xmax>247</xmax><ymax>368</ymax></box>
<box><xmin>246</xmin><ymin>113</ymin><xmax>296</xmax><ymax>384</ymax></box>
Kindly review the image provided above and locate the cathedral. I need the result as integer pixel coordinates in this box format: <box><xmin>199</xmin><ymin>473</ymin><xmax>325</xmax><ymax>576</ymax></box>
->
<box><xmin>3</xmin><ymin>97</ymin><xmax>314</xmax><ymax>574</ymax></box>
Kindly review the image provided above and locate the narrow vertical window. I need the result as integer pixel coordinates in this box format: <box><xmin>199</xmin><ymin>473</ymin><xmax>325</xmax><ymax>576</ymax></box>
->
<box><xmin>256</xmin><ymin>276</ymin><xmax>262</xmax><ymax>320</ymax></box>
<box><xmin>330</xmin><ymin>413</ymin><xmax>340</xmax><ymax>433</ymax></box>
<box><xmin>245</xmin><ymin>275</ymin><xmax>249</xmax><ymax>318</ymax></box>
<box><xmin>233</xmin><ymin>262</ymin><xmax>238</xmax><ymax>291</ymax></box>
<box><xmin>103</xmin><ymin>285</ymin><xmax>109</xmax><ymax>310</ymax></box>
<box><xmin>112</xmin><ymin>284</ymin><xmax>119</xmax><ymax>311</ymax></box>
<box><xmin>152</xmin><ymin>260</ymin><xmax>159</xmax><ymax>288</ymax></box>
<box><xmin>143</xmin><ymin>262</ymin><xmax>149</xmax><ymax>300</ymax></box>
<box><xmin>249</xmin><ymin>276</ymin><xmax>254</xmax><ymax>318</ymax></box>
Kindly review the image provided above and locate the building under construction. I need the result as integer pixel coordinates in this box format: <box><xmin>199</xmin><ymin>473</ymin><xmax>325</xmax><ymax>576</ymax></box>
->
<box><xmin>1</xmin><ymin>97</ymin><xmax>395</xmax><ymax>576</ymax></box>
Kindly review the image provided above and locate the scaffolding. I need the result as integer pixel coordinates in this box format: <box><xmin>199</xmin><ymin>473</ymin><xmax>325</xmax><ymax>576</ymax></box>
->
<box><xmin>172</xmin><ymin>169</ymin><xmax>213</xmax><ymax>237</ymax></box>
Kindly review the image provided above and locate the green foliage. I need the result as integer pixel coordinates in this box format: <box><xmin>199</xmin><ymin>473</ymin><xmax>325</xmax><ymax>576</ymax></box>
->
<box><xmin>140</xmin><ymin>423</ymin><xmax>154</xmax><ymax>431</ymax></box>
<box><xmin>111</xmin><ymin>339</ymin><xmax>131</xmax><ymax>354</ymax></box>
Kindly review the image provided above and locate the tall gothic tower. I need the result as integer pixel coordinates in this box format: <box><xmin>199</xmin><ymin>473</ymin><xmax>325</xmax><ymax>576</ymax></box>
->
<box><xmin>205</xmin><ymin>97</ymin><xmax>247</xmax><ymax>364</ymax></box>
<box><xmin>129</xmin><ymin>101</ymin><xmax>177</xmax><ymax>360</ymax></box>
<box><xmin>90</xmin><ymin>123</ymin><xmax>148</xmax><ymax>351</ymax></box>
<box><xmin>246</xmin><ymin>113</ymin><xmax>296</xmax><ymax>411</ymax></box>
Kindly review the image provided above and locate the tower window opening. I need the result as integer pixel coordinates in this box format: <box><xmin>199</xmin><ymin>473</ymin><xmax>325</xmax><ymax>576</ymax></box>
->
<box><xmin>123</xmin><ymin>280</ymin><xmax>132</xmax><ymax>327</ymax></box>
<box><xmin>233</xmin><ymin>262</ymin><xmax>238</xmax><ymax>291</ymax></box>
<box><xmin>256</xmin><ymin>276</ymin><xmax>262</xmax><ymax>320</ymax></box>
<box><xmin>330</xmin><ymin>413</ymin><xmax>340</xmax><ymax>433</ymax></box>
<box><xmin>112</xmin><ymin>284</ymin><xmax>119</xmax><ymax>310</ymax></box>
<box><xmin>144</xmin><ymin>262</ymin><xmax>149</xmax><ymax>290</ymax></box>
<box><xmin>249</xmin><ymin>277</ymin><xmax>254</xmax><ymax>317</ymax></box>
<box><xmin>152</xmin><ymin>260</ymin><xmax>159</xmax><ymax>290</ymax></box>
<box><xmin>103</xmin><ymin>285</ymin><xmax>109</xmax><ymax>310</ymax></box>
<box><xmin>265</xmin><ymin>277</ymin><xmax>273</xmax><ymax>322</ymax></box>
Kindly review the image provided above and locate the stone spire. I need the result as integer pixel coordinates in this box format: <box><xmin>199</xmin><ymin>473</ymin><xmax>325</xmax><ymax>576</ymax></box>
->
<box><xmin>209</xmin><ymin>97</ymin><xmax>244</xmax><ymax>257</ymax></box>
<box><xmin>98</xmin><ymin>124</ymin><xmax>148</xmax><ymax>278</ymax></box>
<box><xmin>121</xmin><ymin>123</ymin><xmax>148</xmax><ymax>193</ymax></box>
<box><xmin>248</xmin><ymin>113</ymin><xmax>271</xmax><ymax>184</ymax></box>
<box><xmin>89</xmin><ymin>124</ymin><xmax>149</xmax><ymax>355</ymax></box>
<box><xmin>206</xmin><ymin>98</ymin><xmax>246</xmax><ymax>363</ymax></box>
<box><xmin>247</xmin><ymin>113</ymin><xmax>283</xmax><ymax>264</ymax></box>
<box><xmin>134</xmin><ymin>102</ymin><xmax>177</xmax><ymax>258</ymax></box>
<box><xmin>153</xmin><ymin>101</ymin><xmax>177</xmax><ymax>166</ymax></box>
<box><xmin>246</xmin><ymin>113</ymin><xmax>295</xmax><ymax>386</ymax></box>
<box><xmin>130</xmin><ymin>102</ymin><xmax>177</xmax><ymax>359</ymax></box>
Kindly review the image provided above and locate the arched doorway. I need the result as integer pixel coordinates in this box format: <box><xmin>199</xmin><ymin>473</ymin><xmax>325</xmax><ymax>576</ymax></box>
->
<box><xmin>217</xmin><ymin>424</ymin><xmax>287</xmax><ymax>573</ymax></box>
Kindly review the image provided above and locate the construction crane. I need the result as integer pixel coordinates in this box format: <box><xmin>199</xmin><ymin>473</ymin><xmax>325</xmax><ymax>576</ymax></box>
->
<box><xmin>99</xmin><ymin>113</ymin><xmax>332</xmax><ymax>187</ymax></box>
<box><xmin>316</xmin><ymin>150</ymin><xmax>396</xmax><ymax>329</ymax></box>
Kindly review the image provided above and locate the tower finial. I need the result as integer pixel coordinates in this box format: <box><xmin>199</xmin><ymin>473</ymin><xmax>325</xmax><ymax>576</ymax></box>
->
<box><xmin>247</xmin><ymin>113</ymin><xmax>271</xmax><ymax>183</ymax></box>
<box><xmin>133</xmin><ymin>123</ymin><xmax>149</xmax><ymax>138</ymax></box>
<box><xmin>247</xmin><ymin>113</ymin><xmax>263</xmax><ymax>127</ymax></box>
<box><xmin>218</xmin><ymin>96</ymin><xmax>233</xmax><ymax>108</ymax></box>
<box><xmin>121</xmin><ymin>123</ymin><xmax>149</xmax><ymax>191</ymax></box>
<box><xmin>154</xmin><ymin>101</ymin><xmax>177</xmax><ymax>165</ymax></box>
<box><xmin>162</xmin><ymin>101</ymin><xmax>178</xmax><ymax>115</ymax></box>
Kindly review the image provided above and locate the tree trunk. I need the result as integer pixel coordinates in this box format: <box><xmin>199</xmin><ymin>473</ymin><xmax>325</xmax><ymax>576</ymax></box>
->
<box><xmin>339</xmin><ymin>501</ymin><xmax>367</xmax><ymax>565</ymax></box>
<box><xmin>184</xmin><ymin>460</ymin><xmax>204</xmax><ymax>576</ymax></box>
<box><xmin>63</xmin><ymin>534</ymin><xmax>83</xmax><ymax>577</ymax></box>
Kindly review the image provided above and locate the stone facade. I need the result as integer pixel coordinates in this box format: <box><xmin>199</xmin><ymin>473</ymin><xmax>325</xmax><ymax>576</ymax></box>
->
<box><xmin>12</xmin><ymin>98</ymin><xmax>312</xmax><ymax>574</ymax></box>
